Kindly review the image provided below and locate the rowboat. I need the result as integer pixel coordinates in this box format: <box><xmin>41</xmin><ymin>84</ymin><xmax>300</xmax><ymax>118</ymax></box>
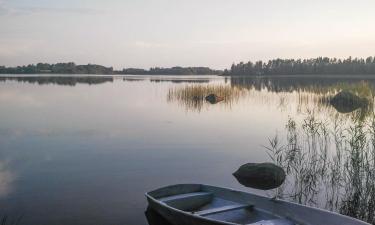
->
<box><xmin>145</xmin><ymin>184</ymin><xmax>369</xmax><ymax>225</ymax></box>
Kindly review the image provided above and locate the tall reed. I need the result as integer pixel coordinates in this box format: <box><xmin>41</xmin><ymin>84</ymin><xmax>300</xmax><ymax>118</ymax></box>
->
<box><xmin>167</xmin><ymin>84</ymin><xmax>246</xmax><ymax>112</ymax></box>
<box><xmin>265</xmin><ymin>111</ymin><xmax>375</xmax><ymax>224</ymax></box>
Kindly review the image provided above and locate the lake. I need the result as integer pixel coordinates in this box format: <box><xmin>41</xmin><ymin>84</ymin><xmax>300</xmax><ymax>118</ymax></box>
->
<box><xmin>0</xmin><ymin>75</ymin><xmax>374</xmax><ymax>225</ymax></box>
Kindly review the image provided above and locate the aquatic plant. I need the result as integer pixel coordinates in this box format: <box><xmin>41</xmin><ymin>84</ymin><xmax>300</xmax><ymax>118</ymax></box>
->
<box><xmin>265</xmin><ymin>111</ymin><xmax>375</xmax><ymax>224</ymax></box>
<box><xmin>167</xmin><ymin>84</ymin><xmax>246</xmax><ymax>112</ymax></box>
<box><xmin>0</xmin><ymin>215</ymin><xmax>22</xmax><ymax>225</ymax></box>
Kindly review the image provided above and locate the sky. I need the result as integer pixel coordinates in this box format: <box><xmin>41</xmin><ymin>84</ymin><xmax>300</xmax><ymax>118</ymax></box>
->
<box><xmin>0</xmin><ymin>0</ymin><xmax>375</xmax><ymax>69</ymax></box>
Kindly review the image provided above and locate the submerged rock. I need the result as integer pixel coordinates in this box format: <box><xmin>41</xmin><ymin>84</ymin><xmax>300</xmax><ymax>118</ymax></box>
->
<box><xmin>330</xmin><ymin>91</ymin><xmax>368</xmax><ymax>113</ymax></box>
<box><xmin>205</xmin><ymin>94</ymin><xmax>224</xmax><ymax>104</ymax></box>
<box><xmin>233</xmin><ymin>162</ymin><xmax>286</xmax><ymax>190</ymax></box>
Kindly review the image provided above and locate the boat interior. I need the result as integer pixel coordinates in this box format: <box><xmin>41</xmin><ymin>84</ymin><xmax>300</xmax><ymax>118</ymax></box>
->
<box><xmin>148</xmin><ymin>185</ymin><xmax>295</xmax><ymax>225</ymax></box>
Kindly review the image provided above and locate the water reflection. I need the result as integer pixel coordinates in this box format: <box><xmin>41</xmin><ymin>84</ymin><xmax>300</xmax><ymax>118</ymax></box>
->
<box><xmin>145</xmin><ymin>207</ymin><xmax>173</xmax><ymax>225</ymax></box>
<box><xmin>2</xmin><ymin>75</ymin><xmax>375</xmax><ymax>225</ymax></box>
<box><xmin>4</xmin><ymin>75</ymin><xmax>375</xmax><ymax>118</ymax></box>
<box><xmin>0</xmin><ymin>162</ymin><xmax>14</xmax><ymax>199</ymax></box>
<box><xmin>123</xmin><ymin>77</ymin><xmax>146</xmax><ymax>82</ymax></box>
<box><xmin>265</xmin><ymin>111</ymin><xmax>375</xmax><ymax>224</ymax></box>
<box><xmin>230</xmin><ymin>76</ymin><xmax>375</xmax><ymax>93</ymax></box>
<box><xmin>122</xmin><ymin>75</ymin><xmax>214</xmax><ymax>84</ymax></box>
<box><xmin>150</xmin><ymin>78</ymin><xmax>210</xmax><ymax>84</ymax></box>
<box><xmin>0</xmin><ymin>76</ymin><xmax>113</xmax><ymax>86</ymax></box>
<box><xmin>166</xmin><ymin>77</ymin><xmax>375</xmax><ymax>121</ymax></box>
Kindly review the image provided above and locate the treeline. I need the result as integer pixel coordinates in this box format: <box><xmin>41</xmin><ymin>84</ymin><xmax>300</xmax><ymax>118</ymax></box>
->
<box><xmin>223</xmin><ymin>57</ymin><xmax>375</xmax><ymax>76</ymax></box>
<box><xmin>121</xmin><ymin>66</ymin><xmax>222</xmax><ymax>75</ymax></box>
<box><xmin>0</xmin><ymin>63</ymin><xmax>114</xmax><ymax>74</ymax></box>
<box><xmin>0</xmin><ymin>63</ymin><xmax>222</xmax><ymax>75</ymax></box>
<box><xmin>4</xmin><ymin>57</ymin><xmax>375</xmax><ymax>76</ymax></box>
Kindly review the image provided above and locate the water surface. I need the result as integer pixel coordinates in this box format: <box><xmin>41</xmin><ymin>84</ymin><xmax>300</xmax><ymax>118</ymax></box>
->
<box><xmin>0</xmin><ymin>75</ymin><xmax>374</xmax><ymax>225</ymax></box>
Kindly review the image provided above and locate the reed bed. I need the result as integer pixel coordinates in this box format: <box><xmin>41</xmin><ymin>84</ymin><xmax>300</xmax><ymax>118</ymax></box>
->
<box><xmin>265</xmin><ymin>111</ymin><xmax>375</xmax><ymax>224</ymax></box>
<box><xmin>167</xmin><ymin>84</ymin><xmax>246</xmax><ymax>112</ymax></box>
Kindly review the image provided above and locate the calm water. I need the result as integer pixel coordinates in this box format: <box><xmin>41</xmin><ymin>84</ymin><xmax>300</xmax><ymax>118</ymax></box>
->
<box><xmin>0</xmin><ymin>75</ymin><xmax>374</xmax><ymax>225</ymax></box>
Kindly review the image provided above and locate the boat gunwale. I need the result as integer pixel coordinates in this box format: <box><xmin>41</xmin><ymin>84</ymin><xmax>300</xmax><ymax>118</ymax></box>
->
<box><xmin>145</xmin><ymin>183</ymin><xmax>371</xmax><ymax>225</ymax></box>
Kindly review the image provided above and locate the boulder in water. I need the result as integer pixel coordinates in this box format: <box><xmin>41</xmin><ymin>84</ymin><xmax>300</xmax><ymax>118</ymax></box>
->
<box><xmin>233</xmin><ymin>162</ymin><xmax>286</xmax><ymax>190</ymax></box>
<box><xmin>330</xmin><ymin>91</ymin><xmax>368</xmax><ymax>113</ymax></box>
<box><xmin>205</xmin><ymin>94</ymin><xmax>224</xmax><ymax>104</ymax></box>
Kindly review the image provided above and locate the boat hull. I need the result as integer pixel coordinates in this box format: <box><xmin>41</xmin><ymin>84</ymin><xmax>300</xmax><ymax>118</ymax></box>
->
<box><xmin>146</xmin><ymin>184</ymin><xmax>370</xmax><ymax>225</ymax></box>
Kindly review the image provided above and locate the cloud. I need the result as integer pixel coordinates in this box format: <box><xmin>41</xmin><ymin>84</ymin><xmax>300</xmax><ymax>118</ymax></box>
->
<box><xmin>17</xmin><ymin>6</ymin><xmax>103</xmax><ymax>15</ymax></box>
<box><xmin>0</xmin><ymin>0</ymin><xmax>102</xmax><ymax>16</ymax></box>
<box><xmin>134</xmin><ymin>41</ymin><xmax>169</xmax><ymax>48</ymax></box>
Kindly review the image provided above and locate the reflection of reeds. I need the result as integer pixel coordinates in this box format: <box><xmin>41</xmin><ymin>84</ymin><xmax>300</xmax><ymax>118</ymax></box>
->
<box><xmin>1</xmin><ymin>215</ymin><xmax>22</xmax><ymax>225</ymax></box>
<box><xmin>340</xmin><ymin>117</ymin><xmax>375</xmax><ymax>223</ymax></box>
<box><xmin>319</xmin><ymin>81</ymin><xmax>374</xmax><ymax>120</ymax></box>
<box><xmin>265</xmin><ymin>111</ymin><xmax>375</xmax><ymax>224</ymax></box>
<box><xmin>167</xmin><ymin>84</ymin><xmax>246</xmax><ymax>112</ymax></box>
<box><xmin>334</xmin><ymin>81</ymin><xmax>373</xmax><ymax>100</ymax></box>
<box><xmin>231</xmin><ymin>76</ymin><xmax>375</xmax><ymax>97</ymax></box>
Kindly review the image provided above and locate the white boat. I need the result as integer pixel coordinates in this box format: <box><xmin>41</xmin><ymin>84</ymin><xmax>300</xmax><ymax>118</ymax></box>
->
<box><xmin>145</xmin><ymin>184</ymin><xmax>369</xmax><ymax>225</ymax></box>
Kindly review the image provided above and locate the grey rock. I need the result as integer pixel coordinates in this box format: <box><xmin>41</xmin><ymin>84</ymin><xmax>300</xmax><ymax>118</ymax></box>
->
<box><xmin>233</xmin><ymin>162</ymin><xmax>286</xmax><ymax>190</ymax></box>
<box><xmin>205</xmin><ymin>94</ymin><xmax>224</xmax><ymax>104</ymax></box>
<box><xmin>330</xmin><ymin>91</ymin><xmax>368</xmax><ymax>113</ymax></box>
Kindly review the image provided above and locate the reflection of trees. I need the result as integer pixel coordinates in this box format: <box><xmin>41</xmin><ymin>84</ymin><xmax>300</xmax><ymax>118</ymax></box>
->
<box><xmin>232</xmin><ymin>76</ymin><xmax>375</xmax><ymax>119</ymax></box>
<box><xmin>150</xmin><ymin>79</ymin><xmax>210</xmax><ymax>84</ymax></box>
<box><xmin>123</xmin><ymin>77</ymin><xmax>211</xmax><ymax>83</ymax></box>
<box><xmin>230</xmin><ymin>76</ymin><xmax>375</xmax><ymax>94</ymax></box>
<box><xmin>265</xmin><ymin>112</ymin><xmax>375</xmax><ymax>224</ymax></box>
<box><xmin>0</xmin><ymin>76</ymin><xmax>113</xmax><ymax>86</ymax></box>
<box><xmin>145</xmin><ymin>207</ymin><xmax>173</xmax><ymax>225</ymax></box>
<box><xmin>123</xmin><ymin>77</ymin><xmax>146</xmax><ymax>82</ymax></box>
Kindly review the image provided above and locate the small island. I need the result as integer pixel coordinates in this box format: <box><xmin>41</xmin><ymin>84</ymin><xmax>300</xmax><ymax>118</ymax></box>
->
<box><xmin>0</xmin><ymin>63</ymin><xmax>222</xmax><ymax>75</ymax></box>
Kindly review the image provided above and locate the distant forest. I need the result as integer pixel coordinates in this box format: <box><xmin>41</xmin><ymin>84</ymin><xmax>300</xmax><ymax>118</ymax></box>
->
<box><xmin>0</xmin><ymin>62</ymin><xmax>222</xmax><ymax>75</ymax></box>
<box><xmin>0</xmin><ymin>63</ymin><xmax>114</xmax><ymax>75</ymax></box>
<box><xmin>121</xmin><ymin>67</ymin><xmax>222</xmax><ymax>75</ymax></box>
<box><xmin>2</xmin><ymin>57</ymin><xmax>375</xmax><ymax>76</ymax></box>
<box><xmin>223</xmin><ymin>57</ymin><xmax>375</xmax><ymax>76</ymax></box>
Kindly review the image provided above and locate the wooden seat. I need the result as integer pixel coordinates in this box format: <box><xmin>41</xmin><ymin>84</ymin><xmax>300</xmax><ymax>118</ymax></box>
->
<box><xmin>159</xmin><ymin>192</ymin><xmax>212</xmax><ymax>202</ymax></box>
<box><xmin>250</xmin><ymin>218</ymin><xmax>294</xmax><ymax>225</ymax></box>
<box><xmin>159</xmin><ymin>192</ymin><xmax>213</xmax><ymax>211</ymax></box>
<box><xmin>194</xmin><ymin>203</ymin><xmax>253</xmax><ymax>216</ymax></box>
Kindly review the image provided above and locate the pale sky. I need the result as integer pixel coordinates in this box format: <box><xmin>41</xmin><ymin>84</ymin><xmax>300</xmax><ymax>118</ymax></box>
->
<box><xmin>0</xmin><ymin>0</ymin><xmax>375</xmax><ymax>69</ymax></box>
